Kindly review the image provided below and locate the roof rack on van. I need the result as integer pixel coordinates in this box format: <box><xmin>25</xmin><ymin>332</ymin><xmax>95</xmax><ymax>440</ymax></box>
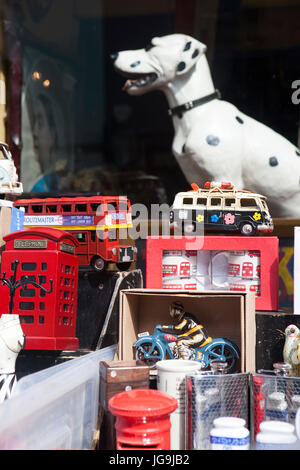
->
<box><xmin>189</xmin><ymin>182</ymin><xmax>252</xmax><ymax>195</ymax></box>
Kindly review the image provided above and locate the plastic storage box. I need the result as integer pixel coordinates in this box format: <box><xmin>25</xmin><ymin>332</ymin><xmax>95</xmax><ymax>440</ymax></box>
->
<box><xmin>0</xmin><ymin>346</ymin><xmax>116</xmax><ymax>450</ymax></box>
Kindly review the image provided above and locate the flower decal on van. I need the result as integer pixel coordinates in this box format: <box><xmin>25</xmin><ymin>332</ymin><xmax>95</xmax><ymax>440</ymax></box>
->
<box><xmin>210</xmin><ymin>214</ymin><xmax>219</xmax><ymax>223</ymax></box>
<box><xmin>196</xmin><ymin>214</ymin><xmax>204</xmax><ymax>223</ymax></box>
<box><xmin>224</xmin><ymin>213</ymin><xmax>235</xmax><ymax>225</ymax></box>
<box><xmin>253</xmin><ymin>212</ymin><xmax>262</xmax><ymax>221</ymax></box>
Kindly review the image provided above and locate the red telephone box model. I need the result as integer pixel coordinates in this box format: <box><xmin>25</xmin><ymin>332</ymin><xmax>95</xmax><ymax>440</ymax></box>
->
<box><xmin>0</xmin><ymin>227</ymin><xmax>79</xmax><ymax>350</ymax></box>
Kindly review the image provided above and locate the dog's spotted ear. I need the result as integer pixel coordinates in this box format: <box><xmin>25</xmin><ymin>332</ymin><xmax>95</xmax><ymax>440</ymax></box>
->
<box><xmin>177</xmin><ymin>39</ymin><xmax>207</xmax><ymax>75</ymax></box>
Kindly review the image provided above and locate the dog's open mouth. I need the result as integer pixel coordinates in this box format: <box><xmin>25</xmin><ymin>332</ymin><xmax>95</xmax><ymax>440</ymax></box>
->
<box><xmin>120</xmin><ymin>72</ymin><xmax>158</xmax><ymax>91</ymax></box>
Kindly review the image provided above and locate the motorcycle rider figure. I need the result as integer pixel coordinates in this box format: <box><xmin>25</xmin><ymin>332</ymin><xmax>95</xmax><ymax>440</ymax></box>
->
<box><xmin>162</xmin><ymin>301</ymin><xmax>212</xmax><ymax>360</ymax></box>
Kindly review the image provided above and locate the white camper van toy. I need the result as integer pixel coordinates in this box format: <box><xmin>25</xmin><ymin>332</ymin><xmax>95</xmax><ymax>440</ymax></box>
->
<box><xmin>170</xmin><ymin>181</ymin><xmax>274</xmax><ymax>236</ymax></box>
<box><xmin>0</xmin><ymin>142</ymin><xmax>23</xmax><ymax>195</ymax></box>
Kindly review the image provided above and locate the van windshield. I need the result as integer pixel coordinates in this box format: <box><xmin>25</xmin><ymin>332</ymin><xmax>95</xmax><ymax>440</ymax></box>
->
<box><xmin>261</xmin><ymin>200</ymin><xmax>268</xmax><ymax>211</ymax></box>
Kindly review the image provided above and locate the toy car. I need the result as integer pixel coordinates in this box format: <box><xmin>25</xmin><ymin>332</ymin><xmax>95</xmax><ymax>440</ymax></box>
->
<box><xmin>170</xmin><ymin>181</ymin><xmax>273</xmax><ymax>236</ymax></box>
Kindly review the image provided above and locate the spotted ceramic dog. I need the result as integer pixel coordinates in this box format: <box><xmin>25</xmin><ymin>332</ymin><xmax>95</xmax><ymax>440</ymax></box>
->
<box><xmin>112</xmin><ymin>33</ymin><xmax>300</xmax><ymax>218</ymax></box>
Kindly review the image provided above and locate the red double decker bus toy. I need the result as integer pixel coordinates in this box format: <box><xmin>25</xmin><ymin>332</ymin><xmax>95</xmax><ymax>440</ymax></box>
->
<box><xmin>0</xmin><ymin>227</ymin><xmax>79</xmax><ymax>351</ymax></box>
<box><xmin>14</xmin><ymin>195</ymin><xmax>136</xmax><ymax>272</ymax></box>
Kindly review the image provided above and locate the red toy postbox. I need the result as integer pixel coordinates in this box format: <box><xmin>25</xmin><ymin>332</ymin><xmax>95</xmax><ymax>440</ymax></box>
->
<box><xmin>0</xmin><ymin>227</ymin><xmax>79</xmax><ymax>350</ymax></box>
<box><xmin>108</xmin><ymin>389</ymin><xmax>177</xmax><ymax>450</ymax></box>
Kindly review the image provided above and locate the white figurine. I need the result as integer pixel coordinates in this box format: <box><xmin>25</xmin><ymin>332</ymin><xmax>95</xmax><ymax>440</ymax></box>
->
<box><xmin>283</xmin><ymin>324</ymin><xmax>300</xmax><ymax>377</ymax></box>
<box><xmin>0</xmin><ymin>142</ymin><xmax>23</xmax><ymax>195</ymax></box>
<box><xmin>112</xmin><ymin>33</ymin><xmax>300</xmax><ymax>218</ymax></box>
<box><xmin>0</xmin><ymin>314</ymin><xmax>25</xmax><ymax>401</ymax></box>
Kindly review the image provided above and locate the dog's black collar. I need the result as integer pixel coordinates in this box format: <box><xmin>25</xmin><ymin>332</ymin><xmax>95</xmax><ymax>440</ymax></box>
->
<box><xmin>168</xmin><ymin>90</ymin><xmax>221</xmax><ymax>118</ymax></box>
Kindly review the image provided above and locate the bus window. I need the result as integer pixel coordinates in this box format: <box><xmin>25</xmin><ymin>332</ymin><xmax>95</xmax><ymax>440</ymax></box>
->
<box><xmin>90</xmin><ymin>231</ymin><xmax>96</xmax><ymax>242</ymax></box>
<box><xmin>32</xmin><ymin>205</ymin><xmax>43</xmax><ymax>213</ymax></box>
<box><xmin>90</xmin><ymin>203</ymin><xmax>100</xmax><ymax>213</ymax></box>
<box><xmin>196</xmin><ymin>198</ymin><xmax>206</xmax><ymax>207</ymax></box>
<box><xmin>93</xmin><ymin>203</ymin><xmax>105</xmax><ymax>216</ymax></box>
<box><xmin>108</xmin><ymin>229</ymin><xmax>117</xmax><ymax>241</ymax></box>
<box><xmin>225</xmin><ymin>198</ymin><xmax>235</xmax><ymax>208</ymax></box>
<box><xmin>240</xmin><ymin>198</ymin><xmax>259</xmax><ymax>209</ymax></box>
<box><xmin>209</xmin><ymin>198</ymin><xmax>222</xmax><ymax>208</ymax></box>
<box><xmin>119</xmin><ymin>201</ymin><xmax>128</xmax><ymax>211</ymax></box>
<box><xmin>16</xmin><ymin>204</ymin><xmax>28</xmax><ymax>213</ymax></box>
<box><xmin>107</xmin><ymin>201</ymin><xmax>118</xmax><ymax>211</ymax></box>
<box><xmin>75</xmin><ymin>204</ymin><xmax>87</xmax><ymax>212</ymax></box>
<box><xmin>46</xmin><ymin>205</ymin><xmax>57</xmax><ymax>213</ymax></box>
<box><xmin>183</xmin><ymin>197</ymin><xmax>194</xmax><ymax>205</ymax></box>
<box><xmin>73</xmin><ymin>232</ymin><xmax>86</xmax><ymax>243</ymax></box>
<box><xmin>62</xmin><ymin>204</ymin><xmax>72</xmax><ymax>212</ymax></box>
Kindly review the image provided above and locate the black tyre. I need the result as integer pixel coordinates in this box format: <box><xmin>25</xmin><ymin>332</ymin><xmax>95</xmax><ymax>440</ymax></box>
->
<box><xmin>206</xmin><ymin>343</ymin><xmax>237</xmax><ymax>373</ymax></box>
<box><xmin>134</xmin><ymin>342</ymin><xmax>164</xmax><ymax>368</ymax></box>
<box><xmin>92</xmin><ymin>256</ymin><xmax>106</xmax><ymax>272</ymax></box>
<box><xmin>116</xmin><ymin>262</ymin><xmax>132</xmax><ymax>271</ymax></box>
<box><xmin>240</xmin><ymin>222</ymin><xmax>255</xmax><ymax>236</ymax></box>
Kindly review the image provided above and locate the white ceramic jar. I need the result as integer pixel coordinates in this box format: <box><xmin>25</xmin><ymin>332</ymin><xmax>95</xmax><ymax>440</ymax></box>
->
<box><xmin>256</xmin><ymin>420</ymin><xmax>297</xmax><ymax>450</ymax></box>
<box><xmin>210</xmin><ymin>417</ymin><xmax>250</xmax><ymax>450</ymax></box>
<box><xmin>156</xmin><ymin>359</ymin><xmax>202</xmax><ymax>450</ymax></box>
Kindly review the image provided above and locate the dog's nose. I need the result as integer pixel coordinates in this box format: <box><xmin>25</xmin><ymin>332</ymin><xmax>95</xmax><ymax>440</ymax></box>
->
<box><xmin>110</xmin><ymin>52</ymin><xmax>119</xmax><ymax>62</ymax></box>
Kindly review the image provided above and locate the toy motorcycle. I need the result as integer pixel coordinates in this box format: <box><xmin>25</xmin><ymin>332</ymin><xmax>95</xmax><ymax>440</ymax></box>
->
<box><xmin>134</xmin><ymin>324</ymin><xmax>240</xmax><ymax>372</ymax></box>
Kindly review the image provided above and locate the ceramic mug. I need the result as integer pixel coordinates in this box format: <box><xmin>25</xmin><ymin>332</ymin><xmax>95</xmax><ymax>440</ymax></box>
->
<box><xmin>162</xmin><ymin>250</ymin><xmax>197</xmax><ymax>280</ymax></box>
<box><xmin>229</xmin><ymin>278</ymin><xmax>260</xmax><ymax>296</ymax></box>
<box><xmin>196</xmin><ymin>251</ymin><xmax>212</xmax><ymax>289</ymax></box>
<box><xmin>156</xmin><ymin>360</ymin><xmax>202</xmax><ymax>450</ymax></box>
<box><xmin>162</xmin><ymin>277</ymin><xmax>198</xmax><ymax>290</ymax></box>
<box><xmin>208</xmin><ymin>251</ymin><xmax>229</xmax><ymax>289</ymax></box>
<box><xmin>228</xmin><ymin>250</ymin><xmax>260</xmax><ymax>280</ymax></box>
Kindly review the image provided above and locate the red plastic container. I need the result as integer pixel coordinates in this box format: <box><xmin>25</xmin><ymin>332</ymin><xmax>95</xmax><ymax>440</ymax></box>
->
<box><xmin>253</xmin><ymin>376</ymin><xmax>265</xmax><ymax>439</ymax></box>
<box><xmin>108</xmin><ymin>388</ymin><xmax>177</xmax><ymax>450</ymax></box>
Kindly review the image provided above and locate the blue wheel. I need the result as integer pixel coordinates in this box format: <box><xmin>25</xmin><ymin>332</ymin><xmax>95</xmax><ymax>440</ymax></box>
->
<box><xmin>134</xmin><ymin>341</ymin><xmax>164</xmax><ymax>368</ymax></box>
<box><xmin>205</xmin><ymin>342</ymin><xmax>238</xmax><ymax>373</ymax></box>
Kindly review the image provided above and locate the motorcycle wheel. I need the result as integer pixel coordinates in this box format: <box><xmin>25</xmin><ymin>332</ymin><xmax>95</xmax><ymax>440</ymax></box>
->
<box><xmin>135</xmin><ymin>341</ymin><xmax>164</xmax><ymax>368</ymax></box>
<box><xmin>205</xmin><ymin>343</ymin><xmax>237</xmax><ymax>373</ymax></box>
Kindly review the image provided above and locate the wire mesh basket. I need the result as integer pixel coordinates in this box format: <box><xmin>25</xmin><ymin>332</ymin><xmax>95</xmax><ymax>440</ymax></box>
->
<box><xmin>251</xmin><ymin>373</ymin><xmax>300</xmax><ymax>442</ymax></box>
<box><xmin>186</xmin><ymin>372</ymin><xmax>249</xmax><ymax>450</ymax></box>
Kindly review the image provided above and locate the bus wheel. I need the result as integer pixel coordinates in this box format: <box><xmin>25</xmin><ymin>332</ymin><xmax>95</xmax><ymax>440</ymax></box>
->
<box><xmin>240</xmin><ymin>222</ymin><xmax>255</xmax><ymax>236</ymax></box>
<box><xmin>92</xmin><ymin>256</ymin><xmax>106</xmax><ymax>272</ymax></box>
<box><xmin>116</xmin><ymin>262</ymin><xmax>132</xmax><ymax>272</ymax></box>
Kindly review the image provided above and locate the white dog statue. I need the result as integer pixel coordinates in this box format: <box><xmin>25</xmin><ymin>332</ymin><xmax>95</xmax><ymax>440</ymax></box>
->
<box><xmin>112</xmin><ymin>33</ymin><xmax>300</xmax><ymax>218</ymax></box>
